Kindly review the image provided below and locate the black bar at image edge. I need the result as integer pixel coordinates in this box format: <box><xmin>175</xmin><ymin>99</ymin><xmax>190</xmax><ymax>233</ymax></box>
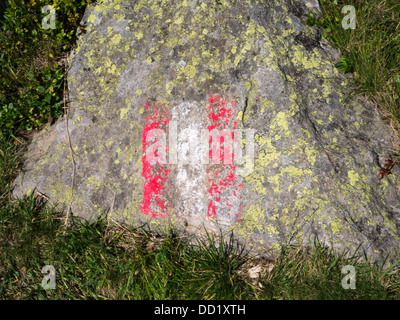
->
<box><xmin>0</xmin><ymin>300</ymin><xmax>397</xmax><ymax>318</ymax></box>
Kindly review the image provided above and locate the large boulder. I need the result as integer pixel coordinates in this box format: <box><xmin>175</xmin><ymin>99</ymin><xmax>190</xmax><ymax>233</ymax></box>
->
<box><xmin>13</xmin><ymin>0</ymin><xmax>400</xmax><ymax>263</ymax></box>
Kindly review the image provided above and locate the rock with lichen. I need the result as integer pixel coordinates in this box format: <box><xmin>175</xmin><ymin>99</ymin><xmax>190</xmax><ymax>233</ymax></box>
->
<box><xmin>13</xmin><ymin>0</ymin><xmax>400</xmax><ymax>263</ymax></box>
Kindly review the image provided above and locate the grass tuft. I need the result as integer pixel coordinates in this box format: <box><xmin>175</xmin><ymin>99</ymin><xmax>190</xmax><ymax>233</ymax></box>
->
<box><xmin>311</xmin><ymin>0</ymin><xmax>400</xmax><ymax>138</ymax></box>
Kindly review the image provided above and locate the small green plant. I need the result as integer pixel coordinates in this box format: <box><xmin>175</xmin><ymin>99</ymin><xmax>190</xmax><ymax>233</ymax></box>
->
<box><xmin>306</xmin><ymin>4</ymin><xmax>342</xmax><ymax>41</ymax></box>
<box><xmin>0</xmin><ymin>0</ymin><xmax>90</xmax><ymax>134</ymax></box>
<box><xmin>334</xmin><ymin>54</ymin><xmax>355</xmax><ymax>73</ymax></box>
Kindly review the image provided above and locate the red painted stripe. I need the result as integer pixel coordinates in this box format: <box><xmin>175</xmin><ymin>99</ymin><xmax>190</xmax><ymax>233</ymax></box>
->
<box><xmin>140</xmin><ymin>101</ymin><xmax>171</xmax><ymax>217</ymax></box>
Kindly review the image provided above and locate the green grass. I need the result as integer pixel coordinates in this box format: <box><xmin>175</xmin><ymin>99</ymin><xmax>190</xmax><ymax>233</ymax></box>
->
<box><xmin>309</xmin><ymin>0</ymin><xmax>400</xmax><ymax>135</ymax></box>
<box><xmin>1</xmin><ymin>0</ymin><xmax>400</xmax><ymax>300</ymax></box>
<box><xmin>0</xmin><ymin>0</ymin><xmax>91</xmax><ymax>133</ymax></box>
<box><xmin>1</xmin><ymin>199</ymin><xmax>400</xmax><ymax>299</ymax></box>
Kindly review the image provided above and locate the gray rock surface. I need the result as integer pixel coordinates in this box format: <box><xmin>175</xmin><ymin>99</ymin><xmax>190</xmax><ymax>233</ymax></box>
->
<box><xmin>13</xmin><ymin>0</ymin><xmax>400</xmax><ymax>263</ymax></box>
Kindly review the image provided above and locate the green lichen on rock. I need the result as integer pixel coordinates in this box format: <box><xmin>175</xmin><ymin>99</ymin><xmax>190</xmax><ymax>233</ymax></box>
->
<box><xmin>12</xmin><ymin>0</ymin><xmax>400</xmax><ymax>264</ymax></box>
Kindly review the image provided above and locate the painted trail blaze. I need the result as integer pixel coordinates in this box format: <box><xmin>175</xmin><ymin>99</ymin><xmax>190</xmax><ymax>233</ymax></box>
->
<box><xmin>140</xmin><ymin>94</ymin><xmax>243</xmax><ymax>224</ymax></box>
<box><xmin>140</xmin><ymin>101</ymin><xmax>171</xmax><ymax>217</ymax></box>
<box><xmin>207</xmin><ymin>93</ymin><xmax>242</xmax><ymax>224</ymax></box>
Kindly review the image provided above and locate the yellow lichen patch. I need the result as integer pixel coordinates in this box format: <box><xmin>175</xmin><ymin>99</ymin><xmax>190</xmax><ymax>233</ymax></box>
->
<box><xmin>347</xmin><ymin>170</ymin><xmax>359</xmax><ymax>187</ymax></box>
<box><xmin>269</xmin><ymin>165</ymin><xmax>313</xmax><ymax>194</ymax></box>
<box><xmin>281</xmin><ymin>166</ymin><xmax>312</xmax><ymax>181</ymax></box>
<box><xmin>282</xmin><ymin>28</ymin><xmax>296</xmax><ymax>37</ymax></box>
<box><xmin>291</xmin><ymin>45</ymin><xmax>322</xmax><ymax>70</ymax></box>
<box><xmin>260</xmin><ymin>97</ymin><xmax>274</xmax><ymax>113</ymax></box>
<box><xmin>119</xmin><ymin>107</ymin><xmax>129</xmax><ymax>120</ymax></box>
<box><xmin>110</xmin><ymin>33</ymin><xmax>122</xmax><ymax>45</ymax></box>
<box><xmin>269</xmin><ymin>111</ymin><xmax>289</xmax><ymax>136</ymax></box>
<box><xmin>184</xmin><ymin>64</ymin><xmax>196</xmax><ymax>79</ymax></box>
<box><xmin>233</xmin><ymin>206</ymin><xmax>280</xmax><ymax>248</ymax></box>
<box><xmin>234</xmin><ymin>204</ymin><xmax>265</xmax><ymax>236</ymax></box>
<box><xmin>304</xmin><ymin>146</ymin><xmax>318</xmax><ymax>166</ymax></box>
<box><xmin>88</xmin><ymin>14</ymin><xmax>97</xmax><ymax>24</ymax></box>
<box><xmin>135</xmin><ymin>31</ymin><xmax>144</xmax><ymax>40</ymax></box>
<box><xmin>86</xmin><ymin>175</ymin><xmax>102</xmax><ymax>188</ymax></box>
<box><xmin>321</xmin><ymin>82</ymin><xmax>332</xmax><ymax>99</ymax></box>
<box><xmin>330</xmin><ymin>218</ymin><xmax>343</xmax><ymax>234</ymax></box>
